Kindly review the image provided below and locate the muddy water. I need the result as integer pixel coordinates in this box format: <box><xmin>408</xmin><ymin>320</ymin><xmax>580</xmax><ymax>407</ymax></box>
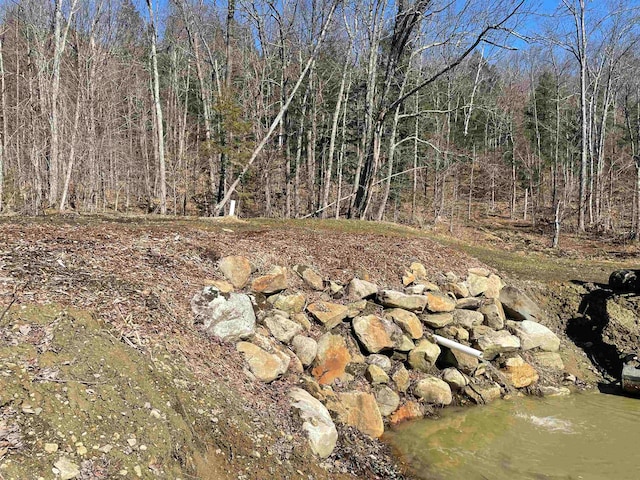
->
<box><xmin>386</xmin><ymin>393</ymin><xmax>640</xmax><ymax>480</ymax></box>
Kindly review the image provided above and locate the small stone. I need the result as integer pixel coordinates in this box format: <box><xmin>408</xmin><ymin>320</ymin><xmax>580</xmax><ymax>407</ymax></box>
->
<box><xmin>269</xmin><ymin>292</ymin><xmax>306</xmax><ymax>314</ymax></box>
<box><xmin>76</xmin><ymin>445</ymin><xmax>87</xmax><ymax>456</ymax></box>
<box><xmin>127</xmin><ymin>438</ymin><xmax>137</xmax><ymax>447</ymax></box>
<box><xmin>53</xmin><ymin>458</ymin><xmax>80</xmax><ymax>480</ymax></box>
<box><xmin>134</xmin><ymin>465</ymin><xmax>143</xmax><ymax>477</ymax></box>
<box><xmin>365</xmin><ymin>364</ymin><xmax>389</xmax><ymax>385</ymax></box>
<box><xmin>44</xmin><ymin>443</ymin><xmax>58</xmax><ymax>454</ymax></box>
<box><xmin>392</xmin><ymin>366</ymin><xmax>410</xmax><ymax>393</ymax></box>
<box><xmin>264</xmin><ymin>315</ymin><xmax>303</xmax><ymax>344</ymax></box>
<box><xmin>293</xmin><ymin>265</ymin><xmax>324</xmax><ymax>291</ymax></box>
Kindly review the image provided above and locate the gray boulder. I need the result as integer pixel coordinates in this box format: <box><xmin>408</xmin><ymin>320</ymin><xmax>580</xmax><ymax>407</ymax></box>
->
<box><xmin>191</xmin><ymin>287</ymin><xmax>256</xmax><ymax>342</ymax></box>
<box><xmin>289</xmin><ymin>388</ymin><xmax>338</xmax><ymax>458</ymax></box>
<box><xmin>475</xmin><ymin>329</ymin><xmax>521</xmax><ymax>360</ymax></box>
<box><xmin>499</xmin><ymin>286</ymin><xmax>544</xmax><ymax>322</ymax></box>
<box><xmin>506</xmin><ymin>320</ymin><xmax>560</xmax><ymax>352</ymax></box>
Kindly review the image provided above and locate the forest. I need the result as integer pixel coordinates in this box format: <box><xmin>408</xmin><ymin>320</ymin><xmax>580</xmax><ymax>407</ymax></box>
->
<box><xmin>0</xmin><ymin>0</ymin><xmax>639</xmax><ymax>244</ymax></box>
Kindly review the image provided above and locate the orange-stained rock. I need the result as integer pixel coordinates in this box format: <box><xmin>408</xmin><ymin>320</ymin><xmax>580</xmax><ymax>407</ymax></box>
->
<box><xmin>336</xmin><ymin>391</ymin><xmax>384</xmax><ymax>438</ymax></box>
<box><xmin>251</xmin><ymin>266</ymin><xmax>288</xmax><ymax>294</ymax></box>
<box><xmin>352</xmin><ymin>315</ymin><xmax>394</xmax><ymax>353</ymax></box>
<box><xmin>218</xmin><ymin>256</ymin><xmax>252</xmax><ymax>289</ymax></box>
<box><xmin>312</xmin><ymin>333</ymin><xmax>352</xmax><ymax>385</ymax></box>
<box><xmin>502</xmin><ymin>363</ymin><xmax>539</xmax><ymax>388</ymax></box>
<box><xmin>425</xmin><ymin>292</ymin><xmax>456</xmax><ymax>313</ymax></box>
<box><xmin>307</xmin><ymin>302</ymin><xmax>349</xmax><ymax>330</ymax></box>
<box><xmin>204</xmin><ymin>279</ymin><xmax>234</xmax><ymax>293</ymax></box>
<box><xmin>389</xmin><ymin>401</ymin><xmax>424</xmax><ymax>426</ymax></box>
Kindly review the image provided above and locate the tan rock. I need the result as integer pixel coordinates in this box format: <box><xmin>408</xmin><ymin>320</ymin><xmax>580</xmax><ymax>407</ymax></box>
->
<box><xmin>219</xmin><ymin>256</ymin><xmax>252</xmax><ymax>289</ymax></box>
<box><xmin>479</xmin><ymin>298</ymin><xmax>506</xmax><ymax>330</ymax></box>
<box><xmin>378</xmin><ymin>290</ymin><xmax>428</xmax><ymax>312</ymax></box>
<box><xmin>425</xmin><ymin>292</ymin><xmax>456</xmax><ymax>313</ymax></box>
<box><xmin>484</xmin><ymin>274</ymin><xmax>504</xmax><ymax>299</ymax></box>
<box><xmin>251</xmin><ymin>266</ymin><xmax>288</xmax><ymax>294</ymax></box>
<box><xmin>421</xmin><ymin>313</ymin><xmax>454</xmax><ymax>329</ymax></box>
<box><xmin>270</xmin><ymin>292</ymin><xmax>306</xmax><ymax>314</ymax></box>
<box><xmin>312</xmin><ymin>333</ymin><xmax>352</xmax><ymax>385</ymax></box>
<box><xmin>347</xmin><ymin>278</ymin><xmax>379</xmax><ymax>300</ymax></box>
<box><xmin>365</xmin><ymin>364</ymin><xmax>389</xmax><ymax>385</ymax></box>
<box><xmin>289</xmin><ymin>388</ymin><xmax>338</xmax><ymax>458</ymax></box>
<box><xmin>402</xmin><ymin>272</ymin><xmax>416</xmax><ymax>286</ymax></box>
<box><xmin>464</xmin><ymin>383</ymin><xmax>502</xmax><ymax>404</ymax></box>
<box><xmin>466</xmin><ymin>272</ymin><xmax>489</xmax><ymax>297</ymax></box>
<box><xmin>414</xmin><ymin>376</ymin><xmax>453</xmax><ymax>405</ymax></box>
<box><xmin>336</xmin><ymin>391</ymin><xmax>384</xmax><ymax>438</ymax></box>
<box><xmin>410</xmin><ymin>262</ymin><xmax>428</xmax><ymax>280</ymax></box>
<box><xmin>408</xmin><ymin>339</ymin><xmax>441</xmax><ymax>372</ymax></box>
<box><xmin>293</xmin><ymin>265</ymin><xmax>324</xmax><ymax>290</ymax></box>
<box><xmin>533</xmin><ymin>351</ymin><xmax>565</xmax><ymax>370</ymax></box>
<box><xmin>389</xmin><ymin>401</ymin><xmax>424</xmax><ymax>426</ymax></box>
<box><xmin>502</xmin><ymin>363</ymin><xmax>539</xmax><ymax>388</ymax></box>
<box><xmin>292</xmin><ymin>335</ymin><xmax>318</xmax><ymax>367</ymax></box>
<box><xmin>441</xmin><ymin>282</ymin><xmax>469</xmax><ymax>299</ymax></box>
<box><xmin>385</xmin><ymin>308</ymin><xmax>423</xmax><ymax>340</ymax></box>
<box><xmin>291</xmin><ymin>313</ymin><xmax>312</xmax><ymax>331</ymax></box>
<box><xmin>237</xmin><ymin>342</ymin><xmax>289</xmax><ymax>383</ymax></box>
<box><xmin>392</xmin><ymin>365</ymin><xmax>411</xmax><ymax>393</ymax></box>
<box><xmin>441</xmin><ymin>348</ymin><xmax>479</xmax><ymax>375</ymax></box>
<box><xmin>468</xmin><ymin>267</ymin><xmax>491</xmax><ymax>277</ymax></box>
<box><xmin>204</xmin><ymin>279</ymin><xmax>234</xmax><ymax>293</ymax></box>
<box><xmin>347</xmin><ymin>300</ymin><xmax>368</xmax><ymax>318</ymax></box>
<box><xmin>307</xmin><ymin>301</ymin><xmax>349</xmax><ymax>329</ymax></box>
<box><xmin>352</xmin><ymin>315</ymin><xmax>395</xmax><ymax>354</ymax></box>
<box><xmin>442</xmin><ymin>367</ymin><xmax>468</xmax><ymax>390</ymax></box>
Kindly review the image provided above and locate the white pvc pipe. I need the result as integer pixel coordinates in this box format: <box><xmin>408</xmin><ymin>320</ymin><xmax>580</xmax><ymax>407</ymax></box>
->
<box><xmin>433</xmin><ymin>334</ymin><xmax>484</xmax><ymax>359</ymax></box>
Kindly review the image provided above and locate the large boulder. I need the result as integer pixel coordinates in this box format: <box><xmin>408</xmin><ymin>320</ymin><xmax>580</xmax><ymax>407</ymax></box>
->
<box><xmin>251</xmin><ymin>266</ymin><xmax>288</xmax><ymax>294</ymax></box>
<box><xmin>348</xmin><ymin>278</ymin><xmax>379</xmax><ymax>300</ymax></box>
<box><xmin>479</xmin><ymin>298</ymin><xmax>506</xmax><ymax>330</ymax></box>
<box><xmin>466</xmin><ymin>272</ymin><xmax>489</xmax><ymax>297</ymax></box>
<box><xmin>307</xmin><ymin>301</ymin><xmax>349</xmax><ymax>330</ymax></box>
<box><xmin>408</xmin><ymin>339</ymin><xmax>441</xmax><ymax>372</ymax></box>
<box><xmin>352</xmin><ymin>315</ymin><xmax>395</xmax><ymax>353</ymax></box>
<box><xmin>264</xmin><ymin>314</ymin><xmax>303</xmax><ymax>344</ymax></box>
<box><xmin>293</xmin><ymin>265</ymin><xmax>325</xmax><ymax>291</ymax></box>
<box><xmin>414</xmin><ymin>376</ymin><xmax>453</xmax><ymax>405</ymax></box>
<box><xmin>506</xmin><ymin>320</ymin><xmax>560</xmax><ymax>352</ymax></box>
<box><xmin>236</xmin><ymin>342</ymin><xmax>289</xmax><ymax>382</ymax></box>
<box><xmin>291</xmin><ymin>335</ymin><xmax>318</xmax><ymax>367</ymax></box>
<box><xmin>475</xmin><ymin>329</ymin><xmax>520</xmax><ymax>360</ymax></box>
<box><xmin>377</xmin><ymin>290</ymin><xmax>427</xmax><ymax>312</ymax></box>
<box><xmin>385</xmin><ymin>308</ymin><xmax>423</xmax><ymax>339</ymax></box>
<box><xmin>425</xmin><ymin>292</ymin><xmax>457</xmax><ymax>313</ymax></box>
<box><xmin>499</xmin><ymin>286</ymin><xmax>544</xmax><ymax>322</ymax></box>
<box><xmin>484</xmin><ymin>274</ymin><xmax>504</xmax><ymax>299</ymax></box>
<box><xmin>312</xmin><ymin>333</ymin><xmax>352</xmax><ymax>385</ymax></box>
<box><xmin>218</xmin><ymin>256</ymin><xmax>252</xmax><ymax>289</ymax></box>
<box><xmin>191</xmin><ymin>287</ymin><xmax>256</xmax><ymax>342</ymax></box>
<box><xmin>289</xmin><ymin>388</ymin><xmax>338</xmax><ymax>458</ymax></box>
<box><xmin>335</xmin><ymin>392</ymin><xmax>384</xmax><ymax>438</ymax></box>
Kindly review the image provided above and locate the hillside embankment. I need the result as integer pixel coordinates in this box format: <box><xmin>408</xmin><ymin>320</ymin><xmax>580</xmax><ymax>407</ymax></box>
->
<box><xmin>0</xmin><ymin>216</ymin><xmax>637</xmax><ymax>479</ymax></box>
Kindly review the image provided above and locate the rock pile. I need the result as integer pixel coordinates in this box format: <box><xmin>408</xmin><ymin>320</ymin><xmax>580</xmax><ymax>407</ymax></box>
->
<box><xmin>192</xmin><ymin>258</ymin><xmax>566</xmax><ymax>458</ymax></box>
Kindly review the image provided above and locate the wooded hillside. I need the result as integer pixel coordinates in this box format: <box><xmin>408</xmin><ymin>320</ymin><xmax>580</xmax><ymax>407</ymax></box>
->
<box><xmin>0</xmin><ymin>0</ymin><xmax>639</xmax><ymax>241</ymax></box>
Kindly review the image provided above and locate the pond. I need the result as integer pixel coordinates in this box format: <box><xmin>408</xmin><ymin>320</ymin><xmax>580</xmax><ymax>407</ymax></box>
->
<box><xmin>385</xmin><ymin>392</ymin><xmax>640</xmax><ymax>480</ymax></box>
